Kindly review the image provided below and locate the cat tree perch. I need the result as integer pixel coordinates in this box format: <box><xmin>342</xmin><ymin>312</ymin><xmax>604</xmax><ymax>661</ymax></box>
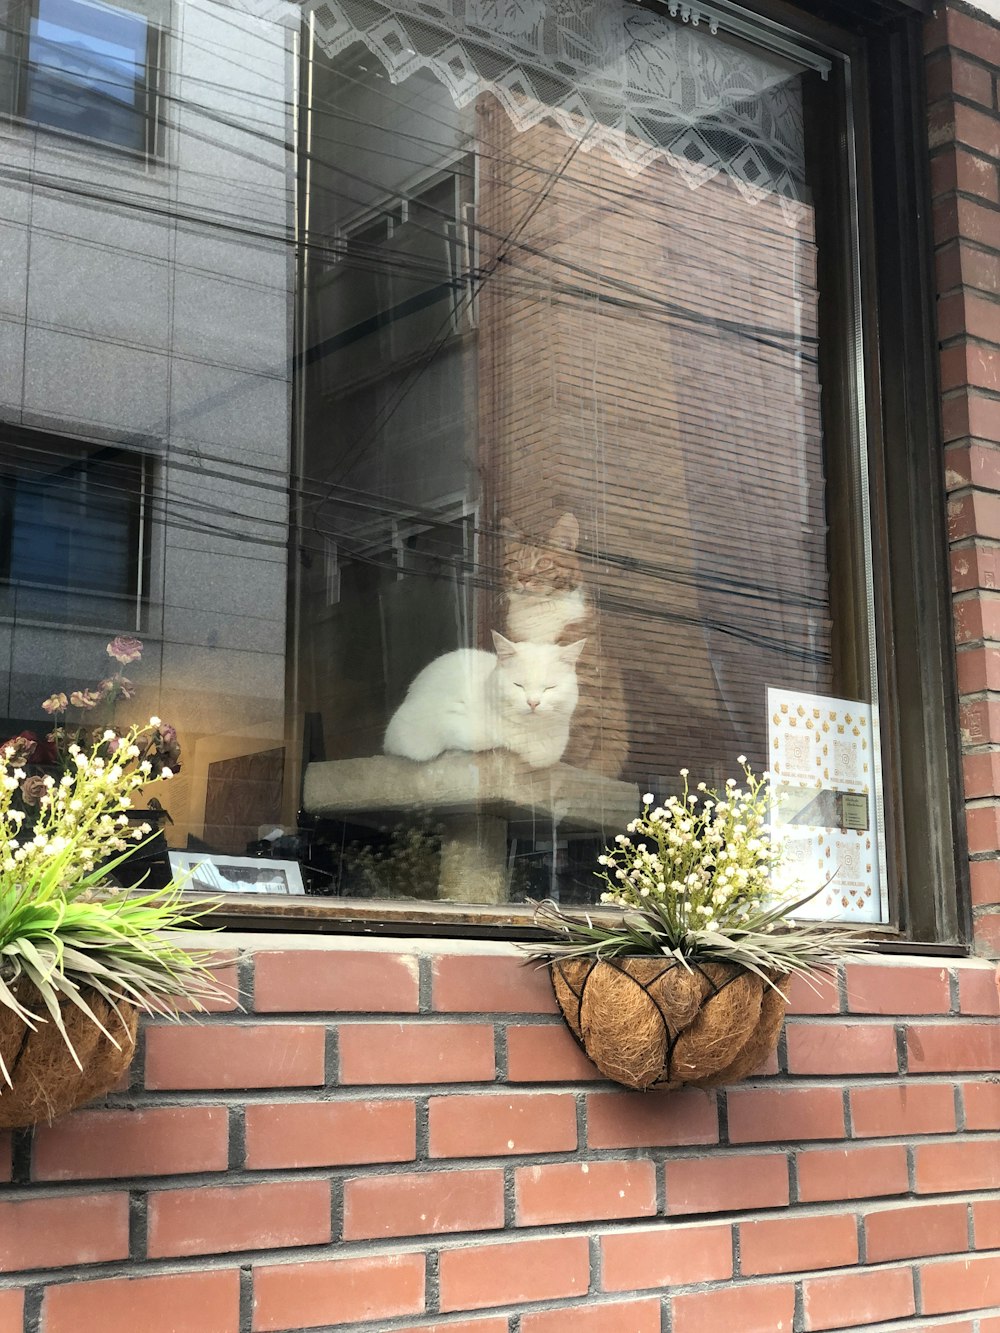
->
<box><xmin>302</xmin><ymin>752</ymin><xmax>640</xmax><ymax>903</ymax></box>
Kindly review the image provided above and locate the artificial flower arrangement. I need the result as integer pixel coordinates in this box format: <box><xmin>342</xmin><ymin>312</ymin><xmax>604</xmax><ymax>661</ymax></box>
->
<box><xmin>0</xmin><ymin>719</ymin><xmax>225</xmax><ymax>1129</ymax></box>
<box><xmin>525</xmin><ymin>759</ymin><xmax>868</xmax><ymax>1091</ymax></box>
<box><xmin>7</xmin><ymin>635</ymin><xmax>179</xmax><ymax>793</ymax></box>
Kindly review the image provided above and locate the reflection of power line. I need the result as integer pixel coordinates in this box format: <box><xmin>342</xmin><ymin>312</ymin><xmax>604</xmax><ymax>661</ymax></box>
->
<box><xmin>303</xmin><ymin>124</ymin><xmax>593</xmax><ymax>530</ymax></box>
<box><xmin>3</xmin><ymin>432</ymin><xmax>827</xmax><ymax>612</ymax></box>
<box><xmin>0</xmin><ymin>440</ymin><xmax>832</xmax><ymax>653</ymax></box>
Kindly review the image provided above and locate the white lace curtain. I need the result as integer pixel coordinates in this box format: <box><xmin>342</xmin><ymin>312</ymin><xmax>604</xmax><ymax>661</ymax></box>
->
<box><xmin>306</xmin><ymin>0</ymin><xmax>809</xmax><ymax>218</ymax></box>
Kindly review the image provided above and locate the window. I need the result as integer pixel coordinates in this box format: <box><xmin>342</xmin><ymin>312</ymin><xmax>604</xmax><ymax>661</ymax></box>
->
<box><xmin>0</xmin><ymin>0</ymin><xmax>162</xmax><ymax>153</ymax></box>
<box><xmin>0</xmin><ymin>430</ymin><xmax>150</xmax><ymax>626</ymax></box>
<box><xmin>0</xmin><ymin>0</ymin><xmax>964</xmax><ymax>945</ymax></box>
<box><xmin>291</xmin><ymin>1</ymin><xmax>906</xmax><ymax>922</ymax></box>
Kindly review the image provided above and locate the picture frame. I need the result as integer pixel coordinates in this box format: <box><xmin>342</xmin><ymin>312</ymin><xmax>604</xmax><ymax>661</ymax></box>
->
<box><xmin>168</xmin><ymin>851</ymin><xmax>306</xmax><ymax>896</ymax></box>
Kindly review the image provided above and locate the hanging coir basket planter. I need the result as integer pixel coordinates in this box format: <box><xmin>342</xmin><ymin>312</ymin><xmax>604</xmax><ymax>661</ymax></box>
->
<box><xmin>527</xmin><ymin>762</ymin><xmax>873</xmax><ymax>1092</ymax></box>
<box><xmin>550</xmin><ymin>956</ymin><xmax>790</xmax><ymax>1091</ymax></box>
<box><xmin>0</xmin><ymin>983</ymin><xmax>138</xmax><ymax>1129</ymax></box>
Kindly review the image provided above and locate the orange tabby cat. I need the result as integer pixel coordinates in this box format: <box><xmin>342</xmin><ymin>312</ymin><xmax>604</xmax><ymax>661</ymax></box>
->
<box><xmin>501</xmin><ymin>512</ymin><xmax>628</xmax><ymax>778</ymax></box>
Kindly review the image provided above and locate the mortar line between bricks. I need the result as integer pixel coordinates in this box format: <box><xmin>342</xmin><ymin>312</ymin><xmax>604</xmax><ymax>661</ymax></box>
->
<box><xmin>7</xmin><ymin>1261</ymin><xmax>1000</xmax><ymax>1333</ymax></box>
<box><xmin>788</xmin><ymin>1149</ymin><xmax>799</xmax><ymax>1206</ymax></box>
<box><xmin>128</xmin><ymin>1189</ymin><xmax>148</xmax><ymax>1261</ymax></box>
<box><xmin>935</xmin><ymin>88</ymin><xmax>1000</xmax><ymax>126</ymax></box>
<box><xmin>21</xmin><ymin>1286</ymin><xmax>42</xmax><ymax>1333</ymax></box>
<box><xmin>236</xmin><ymin>953</ymin><xmax>254</xmax><ymax>1011</ymax></box>
<box><xmin>200</xmin><ymin>1011</ymin><xmax>570</xmax><ymax>1025</ymax></box>
<box><xmin>5</xmin><ymin>1214</ymin><xmax>999</xmax><ymax>1286</ymax></box>
<box><xmin>425</xmin><ymin>1248</ymin><xmax>441</xmax><ymax>1316</ymax></box>
<box><xmin>238</xmin><ymin>1264</ymin><xmax>253</xmax><ymax>1333</ymax></box>
<box><xmin>273</xmin><ymin>1299</ymin><xmax>688</xmax><ymax>1333</ymax></box>
<box><xmin>9</xmin><ymin>1137</ymin><xmax>1000</xmax><ymax>1204</ymax></box>
<box><xmin>330</xmin><ymin>1176</ymin><xmax>345</xmax><ymax>1244</ymax></box>
<box><xmin>502</xmin><ymin>1162</ymin><xmax>516</xmax><ymax>1228</ymax></box>
<box><xmin>494</xmin><ymin>1021</ymin><xmax>509</xmax><ymax>1084</ymax></box>
<box><xmin>10</xmin><ymin>1130</ymin><xmax>31</xmax><ymax>1185</ymax></box>
<box><xmin>793</xmin><ymin>1280</ymin><xmax>805</xmax><ymax>1333</ymax></box>
<box><xmin>166</xmin><ymin>1008</ymin><xmax>1000</xmax><ymax>1026</ymax></box>
<box><xmin>324</xmin><ymin>1026</ymin><xmax>339</xmax><ymax>1085</ymax></box>
<box><xmin>418</xmin><ymin>954</ymin><xmax>433</xmax><ymax>1013</ymax></box>
<box><xmin>228</xmin><ymin>1104</ymin><xmax>246</xmax><ymax>1171</ymax></box>
<box><xmin>949</xmin><ymin>967</ymin><xmax>962</xmax><ymax>1014</ymax></box>
<box><xmin>185</xmin><ymin>1286</ymin><xmax>1000</xmax><ymax>1333</ymax></box>
<box><xmin>895</xmin><ymin>1024</ymin><xmax>908</xmax><ymax>1075</ymax></box>
<box><xmin>128</xmin><ymin>1025</ymin><xmax>147</xmax><ymax>1093</ymax></box>
<box><xmin>100</xmin><ymin>1067</ymin><xmax>1000</xmax><ymax>1105</ymax></box>
<box><xmin>588</xmin><ymin>1230</ymin><xmax>601</xmax><ymax>1295</ymax></box>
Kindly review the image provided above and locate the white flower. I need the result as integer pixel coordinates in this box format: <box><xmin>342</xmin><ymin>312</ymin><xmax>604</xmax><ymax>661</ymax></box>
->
<box><xmin>642</xmin><ymin>793</ymin><xmax>654</xmax><ymax>804</ymax></box>
<box><xmin>679</xmin><ymin>768</ymin><xmax>689</xmax><ymax>777</ymax></box>
<box><xmin>737</xmin><ymin>754</ymin><xmax>747</xmax><ymax>765</ymax></box>
<box><xmin>149</xmin><ymin>716</ymin><xmax>162</xmax><ymax>728</ymax></box>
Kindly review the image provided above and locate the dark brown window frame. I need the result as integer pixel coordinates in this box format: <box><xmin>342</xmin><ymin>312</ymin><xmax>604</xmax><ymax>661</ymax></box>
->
<box><xmin>208</xmin><ymin>0</ymin><xmax>969</xmax><ymax>950</ymax></box>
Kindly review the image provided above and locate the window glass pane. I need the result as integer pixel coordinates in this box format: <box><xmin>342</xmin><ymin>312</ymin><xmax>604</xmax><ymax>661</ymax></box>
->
<box><xmin>295</xmin><ymin>2</ymin><xmax>886</xmax><ymax>920</ymax></box>
<box><xmin>24</xmin><ymin>0</ymin><xmax>147</xmax><ymax>149</ymax></box>
<box><xmin>0</xmin><ymin>0</ymin><xmax>888</xmax><ymax>921</ymax></box>
<box><xmin>0</xmin><ymin>438</ymin><xmax>145</xmax><ymax>626</ymax></box>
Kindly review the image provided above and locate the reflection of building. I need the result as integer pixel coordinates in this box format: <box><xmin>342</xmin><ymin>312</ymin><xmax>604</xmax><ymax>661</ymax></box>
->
<box><xmin>0</xmin><ymin>0</ymin><xmax>295</xmax><ymax>852</ymax></box>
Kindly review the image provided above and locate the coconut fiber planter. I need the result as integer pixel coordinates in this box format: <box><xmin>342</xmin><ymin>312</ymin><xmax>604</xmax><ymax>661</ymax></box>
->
<box><xmin>0</xmin><ymin>984</ymin><xmax>138</xmax><ymax>1129</ymax></box>
<box><xmin>550</xmin><ymin>957</ymin><xmax>790</xmax><ymax>1091</ymax></box>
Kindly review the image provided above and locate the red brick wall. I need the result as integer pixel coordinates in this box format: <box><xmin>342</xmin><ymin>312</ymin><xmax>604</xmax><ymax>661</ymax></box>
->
<box><xmin>928</xmin><ymin>2</ymin><xmax>1000</xmax><ymax>956</ymax></box>
<box><xmin>0</xmin><ymin>943</ymin><xmax>998</xmax><ymax>1331</ymax></box>
<box><xmin>477</xmin><ymin>95</ymin><xmax>830</xmax><ymax>786</ymax></box>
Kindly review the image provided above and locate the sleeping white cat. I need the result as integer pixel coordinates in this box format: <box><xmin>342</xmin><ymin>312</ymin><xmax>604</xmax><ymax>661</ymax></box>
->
<box><xmin>384</xmin><ymin>632</ymin><xmax>586</xmax><ymax>768</ymax></box>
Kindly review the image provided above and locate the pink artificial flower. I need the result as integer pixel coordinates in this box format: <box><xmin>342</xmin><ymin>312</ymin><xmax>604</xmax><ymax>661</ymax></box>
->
<box><xmin>106</xmin><ymin>636</ymin><xmax>143</xmax><ymax>666</ymax></box>
<box><xmin>69</xmin><ymin>690</ymin><xmax>101</xmax><ymax>710</ymax></box>
<box><xmin>20</xmin><ymin>775</ymin><xmax>47</xmax><ymax>807</ymax></box>
<box><xmin>97</xmin><ymin>676</ymin><xmax>134</xmax><ymax>701</ymax></box>
<box><xmin>40</xmin><ymin>692</ymin><xmax>68</xmax><ymax>714</ymax></box>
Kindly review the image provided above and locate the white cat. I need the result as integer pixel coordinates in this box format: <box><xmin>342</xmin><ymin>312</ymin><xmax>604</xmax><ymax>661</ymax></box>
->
<box><xmin>384</xmin><ymin>631</ymin><xmax>586</xmax><ymax>769</ymax></box>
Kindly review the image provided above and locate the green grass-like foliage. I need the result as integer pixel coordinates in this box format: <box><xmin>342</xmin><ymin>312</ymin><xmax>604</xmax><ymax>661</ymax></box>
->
<box><xmin>525</xmin><ymin>760</ymin><xmax>871</xmax><ymax>985</ymax></box>
<box><xmin>0</xmin><ymin>724</ymin><xmax>229</xmax><ymax>1084</ymax></box>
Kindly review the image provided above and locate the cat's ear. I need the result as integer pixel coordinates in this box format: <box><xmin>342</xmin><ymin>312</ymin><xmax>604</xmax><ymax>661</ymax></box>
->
<box><xmin>499</xmin><ymin>517</ymin><xmax>522</xmax><ymax>542</ymax></box>
<box><xmin>550</xmin><ymin>513</ymin><xmax>579</xmax><ymax>550</ymax></box>
<box><xmin>560</xmin><ymin>638</ymin><xmax>587</xmax><ymax>665</ymax></box>
<box><xmin>491</xmin><ymin>630</ymin><xmax>519</xmax><ymax>662</ymax></box>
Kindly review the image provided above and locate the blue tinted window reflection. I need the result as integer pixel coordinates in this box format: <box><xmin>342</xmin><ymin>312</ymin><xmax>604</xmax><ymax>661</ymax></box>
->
<box><xmin>24</xmin><ymin>0</ymin><xmax>148</xmax><ymax>150</ymax></box>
